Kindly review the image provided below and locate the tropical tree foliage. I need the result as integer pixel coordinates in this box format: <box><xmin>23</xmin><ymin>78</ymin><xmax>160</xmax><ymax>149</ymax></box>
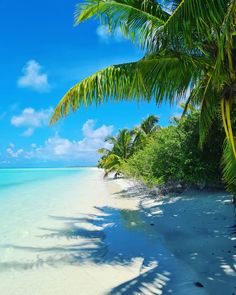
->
<box><xmin>51</xmin><ymin>0</ymin><xmax>236</xmax><ymax>191</ymax></box>
<box><xmin>98</xmin><ymin>115</ymin><xmax>160</xmax><ymax>175</ymax></box>
<box><xmin>121</xmin><ymin>111</ymin><xmax>225</xmax><ymax>188</ymax></box>
<box><xmin>132</xmin><ymin>114</ymin><xmax>160</xmax><ymax>150</ymax></box>
<box><xmin>139</xmin><ymin>114</ymin><xmax>159</xmax><ymax>135</ymax></box>
<box><xmin>98</xmin><ymin>128</ymin><xmax>134</xmax><ymax>176</ymax></box>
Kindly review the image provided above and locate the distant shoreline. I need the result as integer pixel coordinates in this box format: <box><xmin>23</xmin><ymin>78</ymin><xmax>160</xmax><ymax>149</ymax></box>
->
<box><xmin>0</xmin><ymin>166</ymin><xmax>97</xmax><ymax>170</ymax></box>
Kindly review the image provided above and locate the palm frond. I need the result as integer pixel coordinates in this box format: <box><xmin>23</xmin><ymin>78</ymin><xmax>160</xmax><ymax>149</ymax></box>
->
<box><xmin>160</xmin><ymin>0</ymin><xmax>227</xmax><ymax>48</ymax></box>
<box><xmin>75</xmin><ymin>0</ymin><xmax>169</xmax><ymax>49</ymax></box>
<box><xmin>100</xmin><ymin>153</ymin><xmax>122</xmax><ymax>175</ymax></box>
<box><xmin>214</xmin><ymin>0</ymin><xmax>236</xmax><ymax>80</ymax></box>
<box><xmin>140</xmin><ymin>114</ymin><xmax>159</xmax><ymax>134</ymax></box>
<box><xmin>51</xmin><ymin>52</ymin><xmax>205</xmax><ymax>124</ymax></box>
<box><xmin>180</xmin><ymin>84</ymin><xmax>200</xmax><ymax>118</ymax></box>
<box><xmin>198</xmin><ymin>77</ymin><xmax>220</xmax><ymax>147</ymax></box>
<box><xmin>97</xmin><ymin>147</ymin><xmax>111</xmax><ymax>155</ymax></box>
<box><xmin>222</xmin><ymin>139</ymin><xmax>236</xmax><ymax>192</ymax></box>
<box><xmin>104</xmin><ymin>135</ymin><xmax>117</xmax><ymax>144</ymax></box>
<box><xmin>51</xmin><ymin>61</ymin><xmax>148</xmax><ymax>124</ymax></box>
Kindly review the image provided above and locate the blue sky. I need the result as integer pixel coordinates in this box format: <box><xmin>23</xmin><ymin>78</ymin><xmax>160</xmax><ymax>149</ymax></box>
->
<box><xmin>0</xmin><ymin>0</ymin><xmax>180</xmax><ymax>167</ymax></box>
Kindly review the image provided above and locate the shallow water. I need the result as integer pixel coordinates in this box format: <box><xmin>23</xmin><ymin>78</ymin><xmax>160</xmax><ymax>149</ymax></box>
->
<box><xmin>0</xmin><ymin>168</ymin><xmax>92</xmax><ymax>253</ymax></box>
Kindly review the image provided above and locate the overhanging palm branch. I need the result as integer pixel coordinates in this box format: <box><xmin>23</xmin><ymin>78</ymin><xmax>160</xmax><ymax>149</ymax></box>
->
<box><xmin>51</xmin><ymin>52</ymin><xmax>204</xmax><ymax>124</ymax></box>
<box><xmin>159</xmin><ymin>0</ymin><xmax>227</xmax><ymax>48</ymax></box>
<box><xmin>75</xmin><ymin>0</ymin><xmax>169</xmax><ymax>50</ymax></box>
<box><xmin>160</xmin><ymin>0</ymin><xmax>236</xmax><ymax>161</ymax></box>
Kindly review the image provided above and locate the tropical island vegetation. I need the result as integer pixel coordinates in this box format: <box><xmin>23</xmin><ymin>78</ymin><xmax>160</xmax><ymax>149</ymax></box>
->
<box><xmin>98</xmin><ymin>111</ymin><xmax>227</xmax><ymax>190</ymax></box>
<box><xmin>51</xmin><ymin>0</ymin><xmax>236</xmax><ymax>194</ymax></box>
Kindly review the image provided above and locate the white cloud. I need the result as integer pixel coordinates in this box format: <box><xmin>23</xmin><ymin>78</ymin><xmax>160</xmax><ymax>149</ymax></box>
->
<box><xmin>17</xmin><ymin>60</ymin><xmax>50</xmax><ymax>92</ymax></box>
<box><xmin>22</xmin><ymin>128</ymin><xmax>34</xmax><ymax>137</ymax></box>
<box><xmin>6</xmin><ymin>147</ymin><xmax>24</xmax><ymax>158</ymax></box>
<box><xmin>7</xmin><ymin>120</ymin><xmax>113</xmax><ymax>163</ymax></box>
<box><xmin>11</xmin><ymin>107</ymin><xmax>53</xmax><ymax>136</ymax></box>
<box><xmin>82</xmin><ymin>119</ymin><xmax>113</xmax><ymax>139</ymax></box>
<box><xmin>96</xmin><ymin>25</ymin><xmax>125</xmax><ymax>43</ymax></box>
<box><xmin>34</xmin><ymin>120</ymin><xmax>113</xmax><ymax>161</ymax></box>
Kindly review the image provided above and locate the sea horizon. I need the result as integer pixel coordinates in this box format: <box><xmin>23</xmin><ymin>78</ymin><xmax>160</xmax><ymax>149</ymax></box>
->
<box><xmin>0</xmin><ymin>165</ymin><xmax>97</xmax><ymax>170</ymax></box>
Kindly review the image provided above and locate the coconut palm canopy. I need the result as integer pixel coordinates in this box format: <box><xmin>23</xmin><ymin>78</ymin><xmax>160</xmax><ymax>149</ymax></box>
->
<box><xmin>51</xmin><ymin>0</ymin><xmax>236</xmax><ymax>191</ymax></box>
<box><xmin>98</xmin><ymin>128</ymin><xmax>134</xmax><ymax>175</ymax></box>
<box><xmin>98</xmin><ymin>115</ymin><xmax>160</xmax><ymax>175</ymax></box>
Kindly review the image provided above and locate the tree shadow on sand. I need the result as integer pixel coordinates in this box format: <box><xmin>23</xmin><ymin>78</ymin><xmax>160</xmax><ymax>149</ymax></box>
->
<box><xmin>0</xmin><ymin>186</ymin><xmax>236</xmax><ymax>294</ymax></box>
<box><xmin>0</xmin><ymin>204</ymin><xmax>174</xmax><ymax>294</ymax></box>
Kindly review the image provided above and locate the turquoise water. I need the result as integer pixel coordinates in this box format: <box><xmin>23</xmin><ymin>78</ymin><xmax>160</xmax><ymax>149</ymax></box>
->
<box><xmin>0</xmin><ymin>168</ymin><xmax>93</xmax><ymax>246</ymax></box>
<box><xmin>0</xmin><ymin>168</ymin><xmax>88</xmax><ymax>191</ymax></box>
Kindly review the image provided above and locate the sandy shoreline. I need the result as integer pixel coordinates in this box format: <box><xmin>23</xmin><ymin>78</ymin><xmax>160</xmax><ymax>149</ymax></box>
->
<box><xmin>0</xmin><ymin>168</ymin><xmax>235</xmax><ymax>295</ymax></box>
<box><xmin>0</xmin><ymin>169</ymin><xmax>142</xmax><ymax>295</ymax></box>
<box><xmin>116</xmin><ymin>180</ymin><xmax>236</xmax><ymax>294</ymax></box>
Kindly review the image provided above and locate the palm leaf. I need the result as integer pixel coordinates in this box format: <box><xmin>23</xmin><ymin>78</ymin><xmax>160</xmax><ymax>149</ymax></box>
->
<box><xmin>75</xmin><ymin>0</ymin><xmax>169</xmax><ymax>50</ymax></box>
<box><xmin>198</xmin><ymin>75</ymin><xmax>220</xmax><ymax>147</ymax></box>
<box><xmin>222</xmin><ymin>139</ymin><xmax>236</xmax><ymax>192</ymax></box>
<box><xmin>160</xmin><ymin>0</ymin><xmax>227</xmax><ymax>48</ymax></box>
<box><xmin>140</xmin><ymin>114</ymin><xmax>159</xmax><ymax>134</ymax></box>
<box><xmin>97</xmin><ymin>147</ymin><xmax>111</xmax><ymax>155</ymax></box>
<box><xmin>51</xmin><ymin>52</ymin><xmax>205</xmax><ymax>124</ymax></box>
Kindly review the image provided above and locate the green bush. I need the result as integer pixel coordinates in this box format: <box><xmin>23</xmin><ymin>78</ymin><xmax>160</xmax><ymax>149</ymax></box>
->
<box><xmin>121</xmin><ymin>111</ymin><xmax>224</xmax><ymax>187</ymax></box>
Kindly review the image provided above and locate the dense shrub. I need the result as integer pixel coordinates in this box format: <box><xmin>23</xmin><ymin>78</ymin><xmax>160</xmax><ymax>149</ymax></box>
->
<box><xmin>121</xmin><ymin>111</ymin><xmax>224</xmax><ymax>188</ymax></box>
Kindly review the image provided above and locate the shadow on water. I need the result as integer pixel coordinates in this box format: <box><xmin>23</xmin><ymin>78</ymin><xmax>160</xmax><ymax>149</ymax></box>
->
<box><xmin>1</xmin><ymin>186</ymin><xmax>236</xmax><ymax>294</ymax></box>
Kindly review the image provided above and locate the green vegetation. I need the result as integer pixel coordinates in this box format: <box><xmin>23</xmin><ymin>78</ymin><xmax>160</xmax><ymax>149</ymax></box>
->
<box><xmin>97</xmin><ymin>129</ymin><xmax>134</xmax><ymax>176</ymax></box>
<box><xmin>99</xmin><ymin>111</ymin><xmax>225</xmax><ymax>190</ymax></box>
<box><xmin>98</xmin><ymin>115</ymin><xmax>159</xmax><ymax>176</ymax></box>
<box><xmin>51</xmin><ymin>0</ymin><xmax>236</xmax><ymax>192</ymax></box>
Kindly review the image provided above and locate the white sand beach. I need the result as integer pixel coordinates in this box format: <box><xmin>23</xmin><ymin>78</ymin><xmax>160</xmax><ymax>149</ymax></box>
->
<box><xmin>0</xmin><ymin>168</ymin><xmax>235</xmax><ymax>295</ymax></box>
<box><xmin>123</xmin><ymin>183</ymin><xmax>236</xmax><ymax>294</ymax></box>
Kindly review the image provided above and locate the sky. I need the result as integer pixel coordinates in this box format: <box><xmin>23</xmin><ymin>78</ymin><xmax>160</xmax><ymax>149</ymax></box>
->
<box><xmin>0</xmin><ymin>0</ymin><xmax>180</xmax><ymax>167</ymax></box>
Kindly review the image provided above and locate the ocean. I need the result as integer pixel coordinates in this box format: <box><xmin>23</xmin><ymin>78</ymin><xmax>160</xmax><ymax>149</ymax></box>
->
<box><xmin>0</xmin><ymin>168</ymin><xmax>94</xmax><ymax>258</ymax></box>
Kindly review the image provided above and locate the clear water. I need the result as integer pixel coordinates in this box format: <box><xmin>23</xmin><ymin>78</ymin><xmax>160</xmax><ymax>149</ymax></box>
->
<box><xmin>0</xmin><ymin>168</ymin><xmax>92</xmax><ymax>245</ymax></box>
<box><xmin>0</xmin><ymin>168</ymin><xmax>88</xmax><ymax>191</ymax></box>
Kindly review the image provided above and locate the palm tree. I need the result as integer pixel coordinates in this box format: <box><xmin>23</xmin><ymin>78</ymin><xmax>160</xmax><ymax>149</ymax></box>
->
<box><xmin>51</xmin><ymin>0</ymin><xmax>236</xmax><ymax>192</ymax></box>
<box><xmin>98</xmin><ymin>128</ymin><xmax>134</xmax><ymax>176</ymax></box>
<box><xmin>132</xmin><ymin>114</ymin><xmax>160</xmax><ymax>150</ymax></box>
<box><xmin>140</xmin><ymin>115</ymin><xmax>159</xmax><ymax>135</ymax></box>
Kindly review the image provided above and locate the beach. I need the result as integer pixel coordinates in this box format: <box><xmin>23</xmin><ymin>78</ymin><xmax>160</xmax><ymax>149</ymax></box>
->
<box><xmin>0</xmin><ymin>168</ymin><xmax>235</xmax><ymax>294</ymax></box>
